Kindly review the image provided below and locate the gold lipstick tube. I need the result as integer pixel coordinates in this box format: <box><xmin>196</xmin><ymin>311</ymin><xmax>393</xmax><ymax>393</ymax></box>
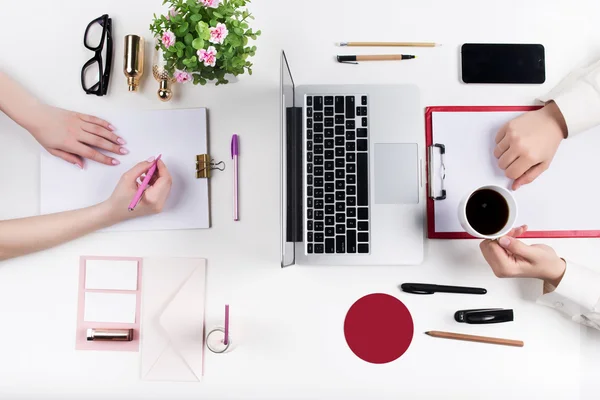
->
<box><xmin>123</xmin><ymin>35</ymin><xmax>144</xmax><ymax>91</ymax></box>
<box><xmin>87</xmin><ymin>328</ymin><xmax>134</xmax><ymax>341</ymax></box>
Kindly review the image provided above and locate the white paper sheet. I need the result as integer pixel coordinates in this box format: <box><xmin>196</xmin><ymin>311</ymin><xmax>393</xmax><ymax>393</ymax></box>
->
<box><xmin>84</xmin><ymin>292</ymin><xmax>137</xmax><ymax>323</ymax></box>
<box><xmin>85</xmin><ymin>260</ymin><xmax>138</xmax><ymax>291</ymax></box>
<box><xmin>40</xmin><ymin>109</ymin><xmax>210</xmax><ymax>231</ymax></box>
<box><xmin>431</xmin><ymin>111</ymin><xmax>600</xmax><ymax>233</ymax></box>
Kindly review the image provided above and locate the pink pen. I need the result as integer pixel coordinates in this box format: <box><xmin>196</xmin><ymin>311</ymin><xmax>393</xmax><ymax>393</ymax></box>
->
<box><xmin>128</xmin><ymin>154</ymin><xmax>162</xmax><ymax>211</ymax></box>
<box><xmin>231</xmin><ymin>134</ymin><xmax>239</xmax><ymax>221</ymax></box>
<box><xmin>223</xmin><ymin>304</ymin><xmax>230</xmax><ymax>345</ymax></box>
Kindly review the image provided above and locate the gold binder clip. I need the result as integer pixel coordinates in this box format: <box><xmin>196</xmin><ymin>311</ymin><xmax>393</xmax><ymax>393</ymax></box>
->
<box><xmin>196</xmin><ymin>154</ymin><xmax>225</xmax><ymax>179</ymax></box>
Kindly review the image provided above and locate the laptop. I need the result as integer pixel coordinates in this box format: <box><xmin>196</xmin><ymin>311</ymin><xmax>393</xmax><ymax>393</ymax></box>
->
<box><xmin>280</xmin><ymin>51</ymin><xmax>425</xmax><ymax>267</ymax></box>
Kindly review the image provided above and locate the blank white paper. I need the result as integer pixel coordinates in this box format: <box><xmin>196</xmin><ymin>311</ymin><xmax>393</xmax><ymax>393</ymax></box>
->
<box><xmin>84</xmin><ymin>292</ymin><xmax>137</xmax><ymax>323</ymax></box>
<box><xmin>40</xmin><ymin>109</ymin><xmax>210</xmax><ymax>232</ymax></box>
<box><xmin>431</xmin><ymin>111</ymin><xmax>600</xmax><ymax>233</ymax></box>
<box><xmin>85</xmin><ymin>260</ymin><xmax>138</xmax><ymax>291</ymax></box>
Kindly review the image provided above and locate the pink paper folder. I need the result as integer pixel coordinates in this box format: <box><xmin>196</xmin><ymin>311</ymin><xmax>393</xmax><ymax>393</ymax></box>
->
<box><xmin>75</xmin><ymin>256</ymin><xmax>143</xmax><ymax>352</ymax></box>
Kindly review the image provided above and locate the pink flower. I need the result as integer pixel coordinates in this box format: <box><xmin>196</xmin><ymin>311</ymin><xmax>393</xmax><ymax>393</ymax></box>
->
<box><xmin>166</xmin><ymin>7</ymin><xmax>178</xmax><ymax>20</ymax></box>
<box><xmin>209</xmin><ymin>23</ymin><xmax>228</xmax><ymax>44</ymax></box>
<box><xmin>161</xmin><ymin>30</ymin><xmax>176</xmax><ymax>48</ymax></box>
<box><xmin>174</xmin><ymin>69</ymin><xmax>193</xmax><ymax>83</ymax></box>
<box><xmin>201</xmin><ymin>0</ymin><xmax>221</xmax><ymax>8</ymax></box>
<box><xmin>197</xmin><ymin>46</ymin><xmax>217</xmax><ymax>67</ymax></box>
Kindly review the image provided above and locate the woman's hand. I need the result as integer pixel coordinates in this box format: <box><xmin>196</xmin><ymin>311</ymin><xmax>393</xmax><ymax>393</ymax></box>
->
<box><xmin>28</xmin><ymin>105</ymin><xmax>128</xmax><ymax>168</ymax></box>
<box><xmin>479</xmin><ymin>225</ymin><xmax>566</xmax><ymax>287</ymax></box>
<box><xmin>494</xmin><ymin>101</ymin><xmax>568</xmax><ymax>190</ymax></box>
<box><xmin>104</xmin><ymin>157</ymin><xmax>173</xmax><ymax>222</ymax></box>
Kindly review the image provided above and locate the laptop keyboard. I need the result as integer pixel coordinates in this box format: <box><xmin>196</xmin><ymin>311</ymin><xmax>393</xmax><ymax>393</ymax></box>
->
<box><xmin>304</xmin><ymin>95</ymin><xmax>370</xmax><ymax>255</ymax></box>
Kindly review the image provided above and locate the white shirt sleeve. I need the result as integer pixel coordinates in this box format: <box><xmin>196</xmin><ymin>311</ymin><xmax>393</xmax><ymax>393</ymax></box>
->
<box><xmin>537</xmin><ymin>261</ymin><xmax>600</xmax><ymax>330</ymax></box>
<box><xmin>538</xmin><ymin>59</ymin><xmax>600</xmax><ymax>137</ymax></box>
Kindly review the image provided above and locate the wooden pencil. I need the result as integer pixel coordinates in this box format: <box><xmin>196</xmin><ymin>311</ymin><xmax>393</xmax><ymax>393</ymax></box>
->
<box><xmin>425</xmin><ymin>330</ymin><xmax>524</xmax><ymax>347</ymax></box>
<box><xmin>340</xmin><ymin>42</ymin><xmax>439</xmax><ymax>48</ymax></box>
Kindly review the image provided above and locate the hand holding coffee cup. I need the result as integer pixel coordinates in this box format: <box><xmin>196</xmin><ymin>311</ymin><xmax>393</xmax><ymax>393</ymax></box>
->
<box><xmin>458</xmin><ymin>185</ymin><xmax>517</xmax><ymax>239</ymax></box>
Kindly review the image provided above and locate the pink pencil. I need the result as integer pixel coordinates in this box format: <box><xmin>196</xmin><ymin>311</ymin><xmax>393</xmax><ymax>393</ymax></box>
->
<box><xmin>128</xmin><ymin>154</ymin><xmax>162</xmax><ymax>211</ymax></box>
<box><xmin>224</xmin><ymin>304</ymin><xmax>230</xmax><ymax>345</ymax></box>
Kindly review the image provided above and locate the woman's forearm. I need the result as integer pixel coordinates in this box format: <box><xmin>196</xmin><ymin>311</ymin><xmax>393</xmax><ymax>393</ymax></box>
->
<box><xmin>0</xmin><ymin>202</ymin><xmax>123</xmax><ymax>261</ymax></box>
<box><xmin>0</xmin><ymin>71</ymin><xmax>43</xmax><ymax>131</ymax></box>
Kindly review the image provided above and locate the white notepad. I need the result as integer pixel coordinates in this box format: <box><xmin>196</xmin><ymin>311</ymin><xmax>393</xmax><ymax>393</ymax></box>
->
<box><xmin>85</xmin><ymin>259</ymin><xmax>138</xmax><ymax>290</ymax></box>
<box><xmin>40</xmin><ymin>109</ymin><xmax>210</xmax><ymax>231</ymax></box>
<box><xmin>428</xmin><ymin>107</ymin><xmax>600</xmax><ymax>238</ymax></box>
<box><xmin>84</xmin><ymin>292</ymin><xmax>137</xmax><ymax>323</ymax></box>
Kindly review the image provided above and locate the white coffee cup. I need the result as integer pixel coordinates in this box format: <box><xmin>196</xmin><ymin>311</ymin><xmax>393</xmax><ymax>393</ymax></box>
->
<box><xmin>458</xmin><ymin>185</ymin><xmax>518</xmax><ymax>239</ymax></box>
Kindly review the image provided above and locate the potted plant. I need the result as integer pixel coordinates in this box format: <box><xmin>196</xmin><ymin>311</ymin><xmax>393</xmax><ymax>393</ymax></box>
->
<box><xmin>149</xmin><ymin>0</ymin><xmax>260</xmax><ymax>89</ymax></box>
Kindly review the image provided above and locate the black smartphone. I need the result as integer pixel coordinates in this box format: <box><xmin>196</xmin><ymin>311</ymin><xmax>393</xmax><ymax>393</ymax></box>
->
<box><xmin>461</xmin><ymin>43</ymin><xmax>545</xmax><ymax>84</ymax></box>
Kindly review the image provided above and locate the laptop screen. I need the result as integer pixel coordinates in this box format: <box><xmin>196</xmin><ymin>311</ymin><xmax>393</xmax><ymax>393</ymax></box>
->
<box><xmin>280</xmin><ymin>51</ymin><xmax>300</xmax><ymax>267</ymax></box>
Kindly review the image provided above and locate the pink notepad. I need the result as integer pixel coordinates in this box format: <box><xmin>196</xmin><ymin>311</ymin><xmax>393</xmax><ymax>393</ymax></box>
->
<box><xmin>75</xmin><ymin>256</ymin><xmax>143</xmax><ymax>352</ymax></box>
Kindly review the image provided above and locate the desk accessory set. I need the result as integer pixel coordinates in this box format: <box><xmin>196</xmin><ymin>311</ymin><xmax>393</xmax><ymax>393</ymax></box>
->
<box><xmin>71</xmin><ymin>0</ymin><xmax>557</xmax><ymax>378</ymax></box>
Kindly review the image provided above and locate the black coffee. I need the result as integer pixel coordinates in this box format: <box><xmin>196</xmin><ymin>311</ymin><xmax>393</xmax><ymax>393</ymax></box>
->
<box><xmin>465</xmin><ymin>189</ymin><xmax>509</xmax><ymax>235</ymax></box>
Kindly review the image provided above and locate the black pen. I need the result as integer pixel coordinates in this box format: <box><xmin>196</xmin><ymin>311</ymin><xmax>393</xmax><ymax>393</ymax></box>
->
<box><xmin>400</xmin><ymin>283</ymin><xmax>487</xmax><ymax>295</ymax></box>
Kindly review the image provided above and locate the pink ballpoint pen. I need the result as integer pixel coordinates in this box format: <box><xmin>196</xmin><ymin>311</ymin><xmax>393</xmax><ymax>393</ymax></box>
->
<box><xmin>128</xmin><ymin>154</ymin><xmax>162</xmax><ymax>211</ymax></box>
<box><xmin>231</xmin><ymin>134</ymin><xmax>239</xmax><ymax>221</ymax></box>
<box><xmin>224</xmin><ymin>304</ymin><xmax>230</xmax><ymax>345</ymax></box>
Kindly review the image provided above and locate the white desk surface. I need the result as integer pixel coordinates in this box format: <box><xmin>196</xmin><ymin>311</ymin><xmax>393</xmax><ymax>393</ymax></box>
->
<box><xmin>1</xmin><ymin>0</ymin><xmax>599</xmax><ymax>399</ymax></box>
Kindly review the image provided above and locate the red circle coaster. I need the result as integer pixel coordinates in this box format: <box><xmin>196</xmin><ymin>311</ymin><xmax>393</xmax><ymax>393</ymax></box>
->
<box><xmin>344</xmin><ymin>293</ymin><xmax>414</xmax><ymax>364</ymax></box>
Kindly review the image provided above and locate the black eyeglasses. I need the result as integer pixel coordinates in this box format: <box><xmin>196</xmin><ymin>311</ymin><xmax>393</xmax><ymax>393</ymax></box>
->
<box><xmin>81</xmin><ymin>14</ymin><xmax>113</xmax><ymax>96</ymax></box>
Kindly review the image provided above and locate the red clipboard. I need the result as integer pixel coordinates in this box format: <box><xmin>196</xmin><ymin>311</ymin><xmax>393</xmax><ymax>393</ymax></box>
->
<box><xmin>425</xmin><ymin>105</ymin><xmax>600</xmax><ymax>239</ymax></box>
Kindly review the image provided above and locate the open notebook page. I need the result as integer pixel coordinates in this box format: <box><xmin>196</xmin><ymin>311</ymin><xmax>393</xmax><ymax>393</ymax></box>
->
<box><xmin>432</xmin><ymin>111</ymin><xmax>600</xmax><ymax>234</ymax></box>
<box><xmin>40</xmin><ymin>108</ymin><xmax>209</xmax><ymax>231</ymax></box>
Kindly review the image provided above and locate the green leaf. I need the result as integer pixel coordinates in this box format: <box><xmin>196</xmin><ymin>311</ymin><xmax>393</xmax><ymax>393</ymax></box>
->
<box><xmin>199</xmin><ymin>78</ymin><xmax>207</xmax><ymax>85</ymax></box>
<box><xmin>190</xmin><ymin>14</ymin><xmax>202</xmax><ymax>22</ymax></box>
<box><xmin>196</xmin><ymin>21</ymin><xmax>208</xmax><ymax>35</ymax></box>
<box><xmin>233</xmin><ymin>20</ymin><xmax>240</xmax><ymax>27</ymax></box>
<box><xmin>184</xmin><ymin>33</ymin><xmax>193</xmax><ymax>45</ymax></box>
<box><xmin>255</xmin><ymin>30</ymin><xmax>262</xmax><ymax>36</ymax></box>
<box><xmin>167</xmin><ymin>46</ymin><xmax>178</xmax><ymax>53</ymax></box>
<box><xmin>234</xmin><ymin>27</ymin><xmax>243</xmax><ymax>35</ymax></box>
<box><xmin>177</xmin><ymin>49</ymin><xmax>184</xmax><ymax>58</ymax></box>
<box><xmin>196</xmin><ymin>21</ymin><xmax>211</xmax><ymax>40</ymax></box>
<box><xmin>177</xmin><ymin>21</ymin><xmax>189</xmax><ymax>35</ymax></box>
<box><xmin>210</xmin><ymin>19</ymin><xmax>217</xmax><ymax>26</ymax></box>
<box><xmin>213</xmin><ymin>11</ymin><xmax>223</xmax><ymax>18</ymax></box>
<box><xmin>248</xmin><ymin>68</ymin><xmax>253</xmax><ymax>75</ymax></box>
<box><xmin>175</xmin><ymin>41</ymin><xmax>185</xmax><ymax>50</ymax></box>
<box><xmin>240</xmin><ymin>22</ymin><xmax>248</xmax><ymax>29</ymax></box>
<box><xmin>243</xmin><ymin>36</ymin><xmax>248</xmax><ymax>46</ymax></box>
<box><xmin>192</xmin><ymin>38</ymin><xmax>205</xmax><ymax>50</ymax></box>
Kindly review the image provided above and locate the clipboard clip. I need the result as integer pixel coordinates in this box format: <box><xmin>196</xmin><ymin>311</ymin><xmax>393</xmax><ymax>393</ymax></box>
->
<box><xmin>428</xmin><ymin>143</ymin><xmax>446</xmax><ymax>200</ymax></box>
<box><xmin>196</xmin><ymin>154</ymin><xmax>225</xmax><ymax>179</ymax></box>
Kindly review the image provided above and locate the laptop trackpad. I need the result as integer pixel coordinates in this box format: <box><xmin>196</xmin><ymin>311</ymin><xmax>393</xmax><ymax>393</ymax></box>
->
<box><xmin>374</xmin><ymin>143</ymin><xmax>419</xmax><ymax>204</ymax></box>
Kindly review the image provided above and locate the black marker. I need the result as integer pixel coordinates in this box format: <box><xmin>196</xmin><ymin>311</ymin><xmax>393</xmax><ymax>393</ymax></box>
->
<box><xmin>400</xmin><ymin>283</ymin><xmax>487</xmax><ymax>295</ymax></box>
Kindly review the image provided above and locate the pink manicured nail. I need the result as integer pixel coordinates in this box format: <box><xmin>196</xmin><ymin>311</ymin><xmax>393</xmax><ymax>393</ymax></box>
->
<box><xmin>120</xmin><ymin>147</ymin><xmax>129</xmax><ymax>155</ymax></box>
<box><xmin>117</xmin><ymin>137</ymin><xmax>126</xmax><ymax>145</ymax></box>
<box><xmin>109</xmin><ymin>124</ymin><xmax>116</xmax><ymax>131</ymax></box>
<box><xmin>147</xmin><ymin>156</ymin><xmax>155</xmax><ymax>163</ymax></box>
<box><xmin>112</xmin><ymin>159</ymin><xmax>120</xmax><ymax>165</ymax></box>
<box><xmin>74</xmin><ymin>163</ymin><xmax>83</xmax><ymax>170</ymax></box>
